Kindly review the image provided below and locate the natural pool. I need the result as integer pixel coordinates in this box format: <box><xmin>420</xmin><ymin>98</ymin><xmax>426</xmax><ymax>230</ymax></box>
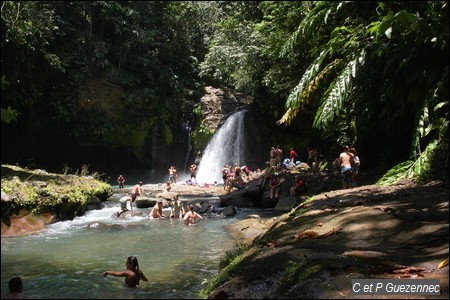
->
<box><xmin>1</xmin><ymin>200</ymin><xmax>250</xmax><ymax>299</ymax></box>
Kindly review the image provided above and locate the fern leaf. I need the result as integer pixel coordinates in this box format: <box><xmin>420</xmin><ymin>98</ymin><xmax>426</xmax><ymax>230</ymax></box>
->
<box><xmin>313</xmin><ymin>58</ymin><xmax>355</xmax><ymax>129</ymax></box>
<box><xmin>277</xmin><ymin>51</ymin><xmax>329</xmax><ymax>125</ymax></box>
<box><xmin>280</xmin><ymin>1</ymin><xmax>339</xmax><ymax>57</ymax></box>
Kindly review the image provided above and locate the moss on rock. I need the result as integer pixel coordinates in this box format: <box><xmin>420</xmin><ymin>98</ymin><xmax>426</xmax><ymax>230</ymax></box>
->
<box><xmin>1</xmin><ymin>164</ymin><xmax>113</xmax><ymax>235</ymax></box>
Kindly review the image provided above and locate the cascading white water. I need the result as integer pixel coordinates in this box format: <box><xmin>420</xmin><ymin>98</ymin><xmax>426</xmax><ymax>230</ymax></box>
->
<box><xmin>196</xmin><ymin>110</ymin><xmax>247</xmax><ymax>184</ymax></box>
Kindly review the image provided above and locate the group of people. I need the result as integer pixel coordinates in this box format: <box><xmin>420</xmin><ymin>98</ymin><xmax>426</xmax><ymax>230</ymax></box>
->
<box><xmin>166</xmin><ymin>163</ymin><xmax>197</xmax><ymax>186</ymax></box>
<box><xmin>116</xmin><ymin>181</ymin><xmax>143</xmax><ymax>217</ymax></box>
<box><xmin>116</xmin><ymin>180</ymin><xmax>204</xmax><ymax>225</ymax></box>
<box><xmin>148</xmin><ymin>196</ymin><xmax>203</xmax><ymax>225</ymax></box>
<box><xmin>221</xmin><ymin>163</ymin><xmax>254</xmax><ymax>192</ymax></box>
<box><xmin>259</xmin><ymin>145</ymin><xmax>314</xmax><ymax>200</ymax></box>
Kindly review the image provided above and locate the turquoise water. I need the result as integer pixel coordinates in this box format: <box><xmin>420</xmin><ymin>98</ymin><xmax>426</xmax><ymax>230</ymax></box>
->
<box><xmin>0</xmin><ymin>200</ymin><xmax>248</xmax><ymax>299</ymax></box>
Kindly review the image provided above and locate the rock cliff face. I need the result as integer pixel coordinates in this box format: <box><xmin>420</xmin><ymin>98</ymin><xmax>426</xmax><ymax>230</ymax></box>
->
<box><xmin>194</xmin><ymin>86</ymin><xmax>269</xmax><ymax>169</ymax></box>
<box><xmin>143</xmin><ymin>86</ymin><xmax>255</xmax><ymax>172</ymax></box>
<box><xmin>199</xmin><ymin>86</ymin><xmax>251</xmax><ymax>132</ymax></box>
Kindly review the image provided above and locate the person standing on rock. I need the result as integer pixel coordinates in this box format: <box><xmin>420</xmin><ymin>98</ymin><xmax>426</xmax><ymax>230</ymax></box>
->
<box><xmin>269</xmin><ymin>173</ymin><xmax>281</xmax><ymax>200</ymax></box>
<box><xmin>190</xmin><ymin>163</ymin><xmax>197</xmax><ymax>185</ymax></box>
<box><xmin>168</xmin><ymin>166</ymin><xmax>175</xmax><ymax>184</ymax></box>
<box><xmin>172</xmin><ymin>166</ymin><xmax>178</xmax><ymax>183</ymax></box>
<box><xmin>117</xmin><ymin>175</ymin><xmax>125</xmax><ymax>189</ymax></box>
<box><xmin>221</xmin><ymin>164</ymin><xmax>229</xmax><ymax>190</ymax></box>
<box><xmin>289</xmin><ymin>148</ymin><xmax>298</xmax><ymax>163</ymax></box>
<box><xmin>275</xmin><ymin>145</ymin><xmax>283</xmax><ymax>165</ymax></box>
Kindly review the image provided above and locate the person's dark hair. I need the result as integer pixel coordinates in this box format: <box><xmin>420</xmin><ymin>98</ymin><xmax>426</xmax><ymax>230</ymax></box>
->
<box><xmin>127</xmin><ymin>256</ymin><xmax>139</xmax><ymax>273</ymax></box>
<box><xmin>8</xmin><ymin>277</ymin><xmax>23</xmax><ymax>293</ymax></box>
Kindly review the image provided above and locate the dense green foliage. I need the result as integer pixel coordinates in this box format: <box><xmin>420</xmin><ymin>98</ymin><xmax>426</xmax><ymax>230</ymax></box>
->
<box><xmin>1</xmin><ymin>1</ymin><xmax>210</xmax><ymax>170</ymax></box>
<box><xmin>1</xmin><ymin>1</ymin><xmax>448</xmax><ymax>182</ymax></box>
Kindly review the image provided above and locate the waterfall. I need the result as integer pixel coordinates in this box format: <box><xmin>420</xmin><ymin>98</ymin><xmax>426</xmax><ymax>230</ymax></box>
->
<box><xmin>196</xmin><ymin>110</ymin><xmax>247</xmax><ymax>184</ymax></box>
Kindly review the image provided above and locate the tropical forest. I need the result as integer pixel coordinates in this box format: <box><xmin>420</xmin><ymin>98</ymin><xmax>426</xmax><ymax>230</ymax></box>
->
<box><xmin>1</xmin><ymin>1</ymin><xmax>449</xmax><ymax>299</ymax></box>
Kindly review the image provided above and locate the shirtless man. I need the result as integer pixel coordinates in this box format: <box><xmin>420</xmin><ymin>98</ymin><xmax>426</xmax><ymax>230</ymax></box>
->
<box><xmin>168</xmin><ymin>166</ymin><xmax>175</xmax><ymax>184</ymax></box>
<box><xmin>148</xmin><ymin>201</ymin><xmax>165</xmax><ymax>219</ymax></box>
<box><xmin>275</xmin><ymin>145</ymin><xmax>283</xmax><ymax>165</ymax></box>
<box><xmin>190</xmin><ymin>163</ymin><xmax>197</xmax><ymax>185</ymax></box>
<box><xmin>117</xmin><ymin>175</ymin><xmax>125</xmax><ymax>189</ymax></box>
<box><xmin>339</xmin><ymin>146</ymin><xmax>354</xmax><ymax>189</ymax></box>
<box><xmin>131</xmin><ymin>182</ymin><xmax>143</xmax><ymax>199</ymax></box>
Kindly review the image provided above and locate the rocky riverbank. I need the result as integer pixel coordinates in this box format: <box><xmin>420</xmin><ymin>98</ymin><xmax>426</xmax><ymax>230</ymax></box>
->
<box><xmin>203</xmin><ymin>178</ymin><xmax>449</xmax><ymax>299</ymax></box>
<box><xmin>1</xmin><ymin>164</ymin><xmax>113</xmax><ymax>237</ymax></box>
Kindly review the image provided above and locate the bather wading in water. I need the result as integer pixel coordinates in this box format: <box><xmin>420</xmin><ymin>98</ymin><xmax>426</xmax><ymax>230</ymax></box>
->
<box><xmin>102</xmin><ymin>256</ymin><xmax>148</xmax><ymax>288</ymax></box>
<box><xmin>183</xmin><ymin>204</ymin><xmax>203</xmax><ymax>225</ymax></box>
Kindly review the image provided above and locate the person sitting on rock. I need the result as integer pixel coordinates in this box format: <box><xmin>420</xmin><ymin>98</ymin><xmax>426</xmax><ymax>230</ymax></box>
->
<box><xmin>290</xmin><ymin>175</ymin><xmax>307</xmax><ymax>197</ymax></box>
<box><xmin>269</xmin><ymin>173</ymin><xmax>281</xmax><ymax>200</ymax></box>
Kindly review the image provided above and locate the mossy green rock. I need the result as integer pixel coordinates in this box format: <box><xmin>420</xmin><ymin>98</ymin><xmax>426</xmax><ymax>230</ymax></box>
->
<box><xmin>1</xmin><ymin>164</ymin><xmax>113</xmax><ymax>230</ymax></box>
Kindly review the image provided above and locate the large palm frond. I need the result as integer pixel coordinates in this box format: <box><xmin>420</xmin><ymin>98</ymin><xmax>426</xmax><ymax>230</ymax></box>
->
<box><xmin>280</xmin><ymin>1</ymin><xmax>345</xmax><ymax>57</ymax></box>
<box><xmin>277</xmin><ymin>50</ymin><xmax>331</xmax><ymax>125</ymax></box>
<box><xmin>313</xmin><ymin>51</ymin><xmax>365</xmax><ymax>129</ymax></box>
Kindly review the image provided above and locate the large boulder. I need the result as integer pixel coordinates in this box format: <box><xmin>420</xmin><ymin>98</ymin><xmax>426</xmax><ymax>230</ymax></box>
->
<box><xmin>135</xmin><ymin>196</ymin><xmax>158</xmax><ymax>208</ymax></box>
<box><xmin>274</xmin><ymin>194</ymin><xmax>298</xmax><ymax>213</ymax></box>
<box><xmin>113</xmin><ymin>210</ymin><xmax>147</xmax><ymax>219</ymax></box>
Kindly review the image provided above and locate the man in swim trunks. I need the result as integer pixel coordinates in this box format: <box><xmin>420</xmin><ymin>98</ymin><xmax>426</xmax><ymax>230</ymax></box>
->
<box><xmin>190</xmin><ymin>163</ymin><xmax>197</xmax><ymax>185</ymax></box>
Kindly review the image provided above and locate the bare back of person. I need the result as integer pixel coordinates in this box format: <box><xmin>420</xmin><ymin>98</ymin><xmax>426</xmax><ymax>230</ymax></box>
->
<box><xmin>339</xmin><ymin>151</ymin><xmax>353</xmax><ymax>168</ymax></box>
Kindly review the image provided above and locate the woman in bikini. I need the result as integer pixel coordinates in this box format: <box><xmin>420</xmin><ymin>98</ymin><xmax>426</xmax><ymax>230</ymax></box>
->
<box><xmin>183</xmin><ymin>204</ymin><xmax>203</xmax><ymax>225</ymax></box>
<box><xmin>169</xmin><ymin>196</ymin><xmax>185</xmax><ymax>219</ymax></box>
<box><xmin>102</xmin><ymin>256</ymin><xmax>148</xmax><ymax>288</ymax></box>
